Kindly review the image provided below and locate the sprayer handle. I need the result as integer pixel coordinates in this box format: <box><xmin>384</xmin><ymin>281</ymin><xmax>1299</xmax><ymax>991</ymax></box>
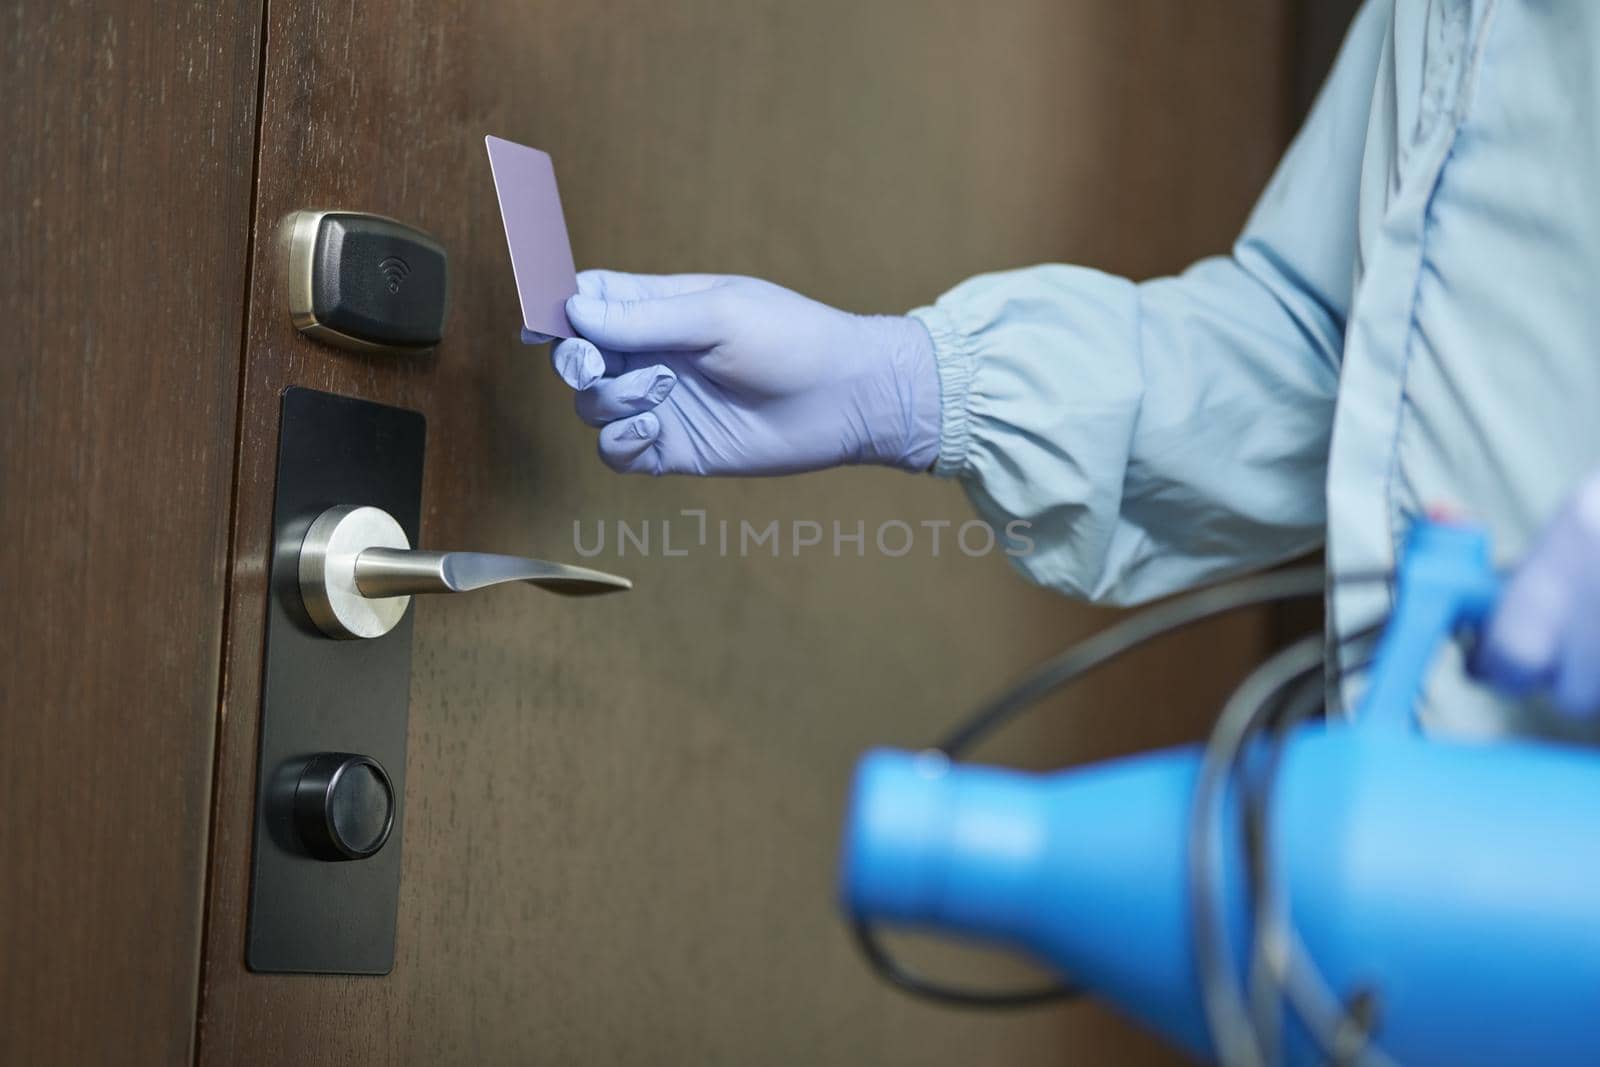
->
<box><xmin>1356</xmin><ymin>519</ymin><xmax>1501</xmax><ymax>730</ymax></box>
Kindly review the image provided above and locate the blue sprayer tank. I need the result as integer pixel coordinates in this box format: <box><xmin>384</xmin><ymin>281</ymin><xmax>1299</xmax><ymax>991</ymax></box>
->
<box><xmin>839</xmin><ymin>522</ymin><xmax>1600</xmax><ymax>1065</ymax></box>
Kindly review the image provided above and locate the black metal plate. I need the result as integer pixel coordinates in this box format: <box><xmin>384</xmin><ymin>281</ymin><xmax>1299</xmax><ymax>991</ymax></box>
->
<box><xmin>246</xmin><ymin>386</ymin><xmax>425</xmax><ymax>974</ymax></box>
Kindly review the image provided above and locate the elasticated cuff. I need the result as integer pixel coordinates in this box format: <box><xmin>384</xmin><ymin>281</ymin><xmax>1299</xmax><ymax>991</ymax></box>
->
<box><xmin>909</xmin><ymin>303</ymin><xmax>979</xmax><ymax>479</ymax></box>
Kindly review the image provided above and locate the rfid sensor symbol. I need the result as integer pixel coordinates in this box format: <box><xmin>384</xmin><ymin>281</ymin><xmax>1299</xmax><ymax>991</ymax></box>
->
<box><xmin>377</xmin><ymin>256</ymin><xmax>411</xmax><ymax>294</ymax></box>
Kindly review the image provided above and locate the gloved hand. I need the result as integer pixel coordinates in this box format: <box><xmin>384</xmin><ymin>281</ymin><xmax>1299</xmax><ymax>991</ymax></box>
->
<box><xmin>1472</xmin><ymin>469</ymin><xmax>1600</xmax><ymax>716</ymax></box>
<box><xmin>549</xmin><ymin>271</ymin><xmax>941</xmax><ymax>475</ymax></box>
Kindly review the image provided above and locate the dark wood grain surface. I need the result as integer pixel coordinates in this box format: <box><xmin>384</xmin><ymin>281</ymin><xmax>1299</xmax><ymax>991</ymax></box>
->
<box><xmin>197</xmin><ymin>2</ymin><xmax>1291</xmax><ymax>1063</ymax></box>
<box><xmin>0</xmin><ymin>2</ymin><xmax>263</xmax><ymax>1062</ymax></box>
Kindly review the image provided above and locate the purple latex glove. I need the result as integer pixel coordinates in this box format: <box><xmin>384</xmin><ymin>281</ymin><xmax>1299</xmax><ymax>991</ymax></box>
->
<box><xmin>549</xmin><ymin>271</ymin><xmax>940</xmax><ymax>475</ymax></box>
<box><xmin>1472</xmin><ymin>470</ymin><xmax>1600</xmax><ymax>716</ymax></box>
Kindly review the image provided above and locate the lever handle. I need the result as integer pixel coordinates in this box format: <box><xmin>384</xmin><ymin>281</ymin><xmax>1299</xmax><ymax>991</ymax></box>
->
<box><xmin>300</xmin><ymin>505</ymin><xmax>630</xmax><ymax>639</ymax></box>
<box><xmin>354</xmin><ymin>548</ymin><xmax>630</xmax><ymax>597</ymax></box>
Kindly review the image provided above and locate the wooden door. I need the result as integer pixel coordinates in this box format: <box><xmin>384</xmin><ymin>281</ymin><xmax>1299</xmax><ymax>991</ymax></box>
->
<box><xmin>195</xmin><ymin>3</ymin><xmax>1292</xmax><ymax>1062</ymax></box>
<box><xmin>0</xmin><ymin>2</ymin><xmax>262</xmax><ymax>1062</ymax></box>
<box><xmin>3</xmin><ymin>1</ymin><xmax>1298</xmax><ymax>1064</ymax></box>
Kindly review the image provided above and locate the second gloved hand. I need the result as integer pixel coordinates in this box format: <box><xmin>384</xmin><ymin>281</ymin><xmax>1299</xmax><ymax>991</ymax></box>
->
<box><xmin>1472</xmin><ymin>468</ymin><xmax>1600</xmax><ymax>717</ymax></box>
<box><xmin>550</xmin><ymin>271</ymin><xmax>941</xmax><ymax>475</ymax></box>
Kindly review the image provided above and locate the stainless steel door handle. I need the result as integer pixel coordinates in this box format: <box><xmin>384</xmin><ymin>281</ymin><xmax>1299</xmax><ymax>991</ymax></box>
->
<box><xmin>300</xmin><ymin>504</ymin><xmax>630</xmax><ymax>639</ymax></box>
<box><xmin>352</xmin><ymin>548</ymin><xmax>628</xmax><ymax>597</ymax></box>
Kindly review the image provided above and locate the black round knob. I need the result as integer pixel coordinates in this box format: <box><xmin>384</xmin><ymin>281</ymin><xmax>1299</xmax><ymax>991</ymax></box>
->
<box><xmin>293</xmin><ymin>753</ymin><xmax>394</xmax><ymax>861</ymax></box>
